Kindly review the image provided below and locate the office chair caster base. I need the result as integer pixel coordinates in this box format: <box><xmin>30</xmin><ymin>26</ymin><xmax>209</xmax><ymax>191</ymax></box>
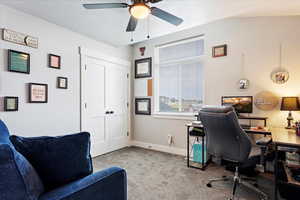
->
<box><xmin>259</xmin><ymin>195</ymin><xmax>268</xmax><ymax>200</ymax></box>
<box><xmin>253</xmin><ymin>183</ymin><xmax>259</xmax><ymax>188</ymax></box>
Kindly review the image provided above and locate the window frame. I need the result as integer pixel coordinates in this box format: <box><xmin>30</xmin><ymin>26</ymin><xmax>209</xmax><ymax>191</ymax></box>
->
<box><xmin>153</xmin><ymin>36</ymin><xmax>205</xmax><ymax>118</ymax></box>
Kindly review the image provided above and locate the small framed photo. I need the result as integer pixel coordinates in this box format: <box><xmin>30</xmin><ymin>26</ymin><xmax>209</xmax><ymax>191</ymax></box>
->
<box><xmin>8</xmin><ymin>50</ymin><xmax>30</xmax><ymax>74</ymax></box>
<box><xmin>48</xmin><ymin>54</ymin><xmax>61</xmax><ymax>69</ymax></box>
<box><xmin>135</xmin><ymin>98</ymin><xmax>151</xmax><ymax>115</ymax></box>
<box><xmin>135</xmin><ymin>57</ymin><xmax>152</xmax><ymax>78</ymax></box>
<box><xmin>212</xmin><ymin>44</ymin><xmax>227</xmax><ymax>58</ymax></box>
<box><xmin>4</xmin><ymin>97</ymin><xmax>18</xmax><ymax>111</ymax></box>
<box><xmin>29</xmin><ymin>83</ymin><xmax>48</xmax><ymax>103</ymax></box>
<box><xmin>57</xmin><ymin>77</ymin><xmax>68</xmax><ymax>89</ymax></box>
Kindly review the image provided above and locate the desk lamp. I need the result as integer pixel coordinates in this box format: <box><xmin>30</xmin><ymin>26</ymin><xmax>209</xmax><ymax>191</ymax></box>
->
<box><xmin>281</xmin><ymin>97</ymin><xmax>300</xmax><ymax>129</ymax></box>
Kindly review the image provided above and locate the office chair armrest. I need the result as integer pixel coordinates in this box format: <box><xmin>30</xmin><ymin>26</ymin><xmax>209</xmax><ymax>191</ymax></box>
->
<box><xmin>256</xmin><ymin>137</ymin><xmax>272</xmax><ymax>146</ymax></box>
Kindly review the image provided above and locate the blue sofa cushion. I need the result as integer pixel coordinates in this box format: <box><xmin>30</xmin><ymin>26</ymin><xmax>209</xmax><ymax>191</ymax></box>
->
<box><xmin>39</xmin><ymin>167</ymin><xmax>127</xmax><ymax>200</ymax></box>
<box><xmin>0</xmin><ymin>120</ymin><xmax>44</xmax><ymax>200</ymax></box>
<box><xmin>10</xmin><ymin>132</ymin><xmax>93</xmax><ymax>191</ymax></box>
<box><xmin>0</xmin><ymin>144</ymin><xmax>45</xmax><ymax>200</ymax></box>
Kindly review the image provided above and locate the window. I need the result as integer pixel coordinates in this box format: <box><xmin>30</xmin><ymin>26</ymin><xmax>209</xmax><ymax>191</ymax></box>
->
<box><xmin>155</xmin><ymin>37</ymin><xmax>204</xmax><ymax>115</ymax></box>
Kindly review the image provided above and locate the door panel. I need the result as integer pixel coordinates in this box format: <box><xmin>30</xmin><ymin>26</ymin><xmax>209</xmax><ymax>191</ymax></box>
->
<box><xmin>105</xmin><ymin>63</ymin><xmax>129</xmax><ymax>150</ymax></box>
<box><xmin>83</xmin><ymin>59</ymin><xmax>107</xmax><ymax>156</ymax></box>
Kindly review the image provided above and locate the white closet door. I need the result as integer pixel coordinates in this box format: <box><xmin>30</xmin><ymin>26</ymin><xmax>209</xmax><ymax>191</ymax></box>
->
<box><xmin>82</xmin><ymin>56</ymin><xmax>129</xmax><ymax>157</ymax></box>
<box><xmin>105</xmin><ymin>63</ymin><xmax>129</xmax><ymax>152</ymax></box>
<box><xmin>83</xmin><ymin>58</ymin><xmax>107</xmax><ymax>156</ymax></box>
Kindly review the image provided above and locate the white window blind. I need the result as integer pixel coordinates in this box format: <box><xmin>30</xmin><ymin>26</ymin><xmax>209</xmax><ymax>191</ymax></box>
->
<box><xmin>155</xmin><ymin>38</ymin><xmax>204</xmax><ymax>115</ymax></box>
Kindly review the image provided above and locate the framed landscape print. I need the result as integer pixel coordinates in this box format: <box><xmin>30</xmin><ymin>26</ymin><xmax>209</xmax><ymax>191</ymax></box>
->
<box><xmin>57</xmin><ymin>77</ymin><xmax>68</xmax><ymax>89</ymax></box>
<box><xmin>29</xmin><ymin>83</ymin><xmax>48</xmax><ymax>103</ymax></box>
<box><xmin>212</xmin><ymin>44</ymin><xmax>227</xmax><ymax>58</ymax></box>
<box><xmin>135</xmin><ymin>98</ymin><xmax>151</xmax><ymax>115</ymax></box>
<box><xmin>135</xmin><ymin>57</ymin><xmax>152</xmax><ymax>78</ymax></box>
<box><xmin>8</xmin><ymin>50</ymin><xmax>30</xmax><ymax>74</ymax></box>
<box><xmin>4</xmin><ymin>97</ymin><xmax>18</xmax><ymax>111</ymax></box>
<box><xmin>48</xmin><ymin>54</ymin><xmax>61</xmax><ymax>69</ymax></box>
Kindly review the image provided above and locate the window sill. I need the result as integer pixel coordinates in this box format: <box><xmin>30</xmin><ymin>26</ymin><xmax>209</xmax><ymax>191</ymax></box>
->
<box><xmin>152</xmin><ymin>112</ymin><xmax>197</xmax><ymax>120</ymax></box>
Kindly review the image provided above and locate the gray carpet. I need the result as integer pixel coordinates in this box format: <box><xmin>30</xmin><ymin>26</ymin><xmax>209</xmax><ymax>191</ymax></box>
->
<box><xmin>93</xmin><ymin>147</ymin><xmax>274</xmax><ymax>200</ymax></box>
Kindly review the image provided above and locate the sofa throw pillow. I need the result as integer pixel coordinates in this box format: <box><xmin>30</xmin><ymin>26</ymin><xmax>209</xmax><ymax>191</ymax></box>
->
<box><xmin>10</xmin><ymin>132</ymin><xmax>93</xmax><ymax>191</ymax></box>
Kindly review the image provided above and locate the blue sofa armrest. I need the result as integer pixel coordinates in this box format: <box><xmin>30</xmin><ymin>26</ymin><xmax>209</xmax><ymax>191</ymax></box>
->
<box><xmin>39</xmin><ymin>167</ymin><xmax>127</xmax><ymax>200</ymax></box>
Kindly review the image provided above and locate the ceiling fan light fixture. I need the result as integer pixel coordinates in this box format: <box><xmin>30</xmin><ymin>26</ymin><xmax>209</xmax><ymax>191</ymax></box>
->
<box><xmin>130</xmin><ymin>3</ymin><xmax>150</xmax><ymax>19</ymax></box>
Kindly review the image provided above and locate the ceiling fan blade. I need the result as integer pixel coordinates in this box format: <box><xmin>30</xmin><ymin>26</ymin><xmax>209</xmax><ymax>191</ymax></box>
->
<box><xmin>151</xmin><ymin>7</ymin><xmax>183</xmax><ymax>26</ymax></box>
<box><xmin>83</xmin><ymin>3</ymin><xmax>128</xmax><ymax>9</ymax></box>
<box><xmin>148</xmin><ymin>0</ymin><xmax>163</xmax><ymax>3</ymax></box>
<box><xmin>126</xmin><ymin>16</ymin><xmax>138</xmax><ymax>32</ymax></box>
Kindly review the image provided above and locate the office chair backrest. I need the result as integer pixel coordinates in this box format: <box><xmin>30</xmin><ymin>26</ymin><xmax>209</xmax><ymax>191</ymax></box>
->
<box><xmin>199</xmin><ymin>106</ymin><xmax>252</xmax><ymax>163</ymax></box>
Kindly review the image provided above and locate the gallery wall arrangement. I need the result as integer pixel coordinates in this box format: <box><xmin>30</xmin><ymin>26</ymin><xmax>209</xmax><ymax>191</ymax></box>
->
<box><xmin>134</xmin><ymin>56</ymin><xmax>152</xmax><ymax>115</ymax></box>
<box><xmin>2</xmin><ymin>28</ymin><xmax>69</xmax><ymax>111</ymax></box>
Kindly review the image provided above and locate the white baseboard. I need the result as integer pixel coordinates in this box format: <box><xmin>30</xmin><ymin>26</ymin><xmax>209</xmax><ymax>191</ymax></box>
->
<box><xmin>131</xmin><ymin>140</ymin><xmax>186</xmax><ymax>156</ymax></box>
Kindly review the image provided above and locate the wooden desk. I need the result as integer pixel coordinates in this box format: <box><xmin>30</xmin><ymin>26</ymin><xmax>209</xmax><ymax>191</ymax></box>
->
<box><xmin>238</xmin><ymin>116</ymin><xmax>268</xmax><ymax>127</ymax></box>
<box><xmin>271</xmin><ymin>128</ymin><xmax>300</xmax><ymax>200</ymax></box>
<box><xmin>271</xmin><ymin>128</ymin><xmax>300</xmax><ymax>148</ymax></box>
<box><xmin>185</xmin><ymin>123</ymin><xmax>300</xmax><ymax>199</ymax></box>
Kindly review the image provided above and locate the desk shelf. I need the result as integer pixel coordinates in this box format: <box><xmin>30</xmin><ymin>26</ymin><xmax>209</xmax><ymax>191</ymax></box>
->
<box><xmin>283</xmin><ymin>164</ymin><xmax>300</xmax><ymax>187</ymax></box>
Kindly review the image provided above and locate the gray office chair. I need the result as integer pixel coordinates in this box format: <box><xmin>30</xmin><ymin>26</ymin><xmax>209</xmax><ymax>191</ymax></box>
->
<box><xmin>199</xmin><ymin>105</ymin><xmax>268</xmax><ymax>200</ymax></box>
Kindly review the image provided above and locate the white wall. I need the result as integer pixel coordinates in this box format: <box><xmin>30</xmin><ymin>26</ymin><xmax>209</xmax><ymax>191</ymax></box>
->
<box><xmin>132</xmin><ymin>16</ymin><xmax>300</xmax><ymax>152</ymax></box>
<box><xmin>0</xmin><ymin>4</ymin><xmax>132</xmax><ymax>136</ymax></box>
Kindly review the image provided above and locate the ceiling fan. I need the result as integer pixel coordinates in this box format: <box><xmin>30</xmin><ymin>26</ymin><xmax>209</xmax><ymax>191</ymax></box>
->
<box><xmin>83</xmin><ymin>0</ymin><xmax>183</xmax><ymax>32</ymax></box>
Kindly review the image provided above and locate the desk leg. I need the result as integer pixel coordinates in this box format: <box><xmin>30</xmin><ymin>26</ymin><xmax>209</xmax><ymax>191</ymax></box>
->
<box><xmin>187</xmin><ymin>126</ymin><xmax>190</xmax><ymax>168</ymax></box>
<box><xmin>201</xmin><ymin>135</ymin><xmax>204</xmax><ymax>170</ymax></box>
<box><xmin>274</xmin><ymin>144</ymin><xmax>278</xmax><ymax>200</ymax></box>
<box><xmin>264</xmin><ymin>119</ymin><xmax>267</xmax><ymax>127</ymax></box>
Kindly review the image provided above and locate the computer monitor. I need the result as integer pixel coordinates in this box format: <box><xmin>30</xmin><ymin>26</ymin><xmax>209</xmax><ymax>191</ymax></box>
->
<box><xmin>221</xmin><ymin>96</ymin><xmax>253</xmax><ymax>114</ymax></box>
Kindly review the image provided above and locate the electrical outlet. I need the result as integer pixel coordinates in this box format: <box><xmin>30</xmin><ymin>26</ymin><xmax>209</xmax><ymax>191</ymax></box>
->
<box><xmin>168</xmin><ymin>134</ymin><xmax>173</xmax><ymax>145</ymax></box>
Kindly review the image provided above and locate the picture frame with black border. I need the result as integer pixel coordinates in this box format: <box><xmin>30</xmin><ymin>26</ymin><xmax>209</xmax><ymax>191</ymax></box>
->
<box><xmin>135</xmin><ymin>57</ymin><xmax>152</xmax><ymax>78</ymax></box>
<box><xmin>57</xmin><ymin>77</ymin><xmax>68</xmax><ymax>89</ymax></box>
<box><xmin>212</xmin><ymin>44</ymin><xmax>227</xmax><ymax>58</ymax></box>
<box><xmin>8</xmin><ymin>49</ymin><xmax>30</xmax><ymax>74</ymax></box>
<box><xmin>4</xmin><ymin>96</ymin><xmax>18</xmax><ymax>111</ymax></box>
<box><xmin>135</xmin><ymin>98</ymin><xmax>151</xmax><ymax>115</ymax></box>
<box><xmin>48</xmin><ymin>54</ymin><xmax>61</xmax><ymax>69</ymax></box>
<box><xmin>29</xmin><ymin>83</ymin><xmax>48</xmax><ymax>103</ymax></box>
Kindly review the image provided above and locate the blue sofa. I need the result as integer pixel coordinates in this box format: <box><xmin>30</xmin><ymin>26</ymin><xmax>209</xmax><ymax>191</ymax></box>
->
<box><xmin>0</xmin><ymin>120</ymin><xmax>127</xmax><ymax>200</ymax></box>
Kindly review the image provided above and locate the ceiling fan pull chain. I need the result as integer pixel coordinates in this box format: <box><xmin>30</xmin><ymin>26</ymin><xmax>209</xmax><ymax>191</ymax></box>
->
<box><xmin>131</xmin><ymin>32</ymin><xmax>134</xmax><ymax>42</ymax></box>
<box><xmin>147</xmin><ymin>16</ymin><xmax>150</xmax><ymax>39</ymax></box>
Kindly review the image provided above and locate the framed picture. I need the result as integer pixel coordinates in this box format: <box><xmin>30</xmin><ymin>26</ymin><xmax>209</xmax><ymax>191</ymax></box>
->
<box><xmin>57</xmin><ymin>77</ymin><xmax>68</xmax><ymax>89</ymax></box>
<box><xmin>48</xmin><ymin>54</ymin><xmax>61</xmax><ymax>69</ymax></box>
<box><xmin>135</xmin><ymin>57</ymin><xmax>152</xmax><ymax>78</ymax></box>
<box><xmin>29</xmin><ymin>83</ymin><xmax>48</xmax><ymax>103</ymax></box>
<box><xmin>212</xmin><ymin>44</ymin><xmax>227</xmax><ymax>58</ymax></box>
<box><xmin>8</xmin><ymin>50</ymin><xmax>30</xmax><ymax>74</ymax></box>
<box><xmin>4</xmin><ymin>97</ymin><xmax>18</xmax><ymax>111</ymax></box>
<box><xmin>135</xmin><ymin>98</ymin><xmax>151</xmax><ymax>115</ymax></box>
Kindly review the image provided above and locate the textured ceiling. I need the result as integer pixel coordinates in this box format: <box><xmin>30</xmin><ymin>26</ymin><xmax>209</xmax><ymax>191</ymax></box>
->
<box><xmin>1</xmin><ymin>0</ymin><xmax>300</xmax><ymax>46</ymax></box>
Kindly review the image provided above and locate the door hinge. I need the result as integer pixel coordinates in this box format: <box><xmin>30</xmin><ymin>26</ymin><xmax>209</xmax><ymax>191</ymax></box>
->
<box><xmin>127</xmin><ymin>102</ymin><xmax>129</xmax><ymax>107</ymax></box>
<box><xmin>127</xmin><ymin>132</ymin><xmax>129</xmax><ymax>136</ymax></box>
<box><xmin>85</xmin><ymin>65</ymin><xmax>87</xmax><ymax>70</ymax></box>
<box><xmin>127</xmin><ymin>73</ymin><xmax>129</xmax><ymax>78</ymax></box>
<box><xmin>84</xmin><ymin>103</ymin><xmax>87</xmax><ymax>109</ymax></box>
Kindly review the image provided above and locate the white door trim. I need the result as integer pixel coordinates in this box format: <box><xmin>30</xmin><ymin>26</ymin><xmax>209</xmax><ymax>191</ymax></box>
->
<box><xmin>79</xmin><ymin>46</ymin><xmax>131</xmax><ymax>67</ymax></box>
